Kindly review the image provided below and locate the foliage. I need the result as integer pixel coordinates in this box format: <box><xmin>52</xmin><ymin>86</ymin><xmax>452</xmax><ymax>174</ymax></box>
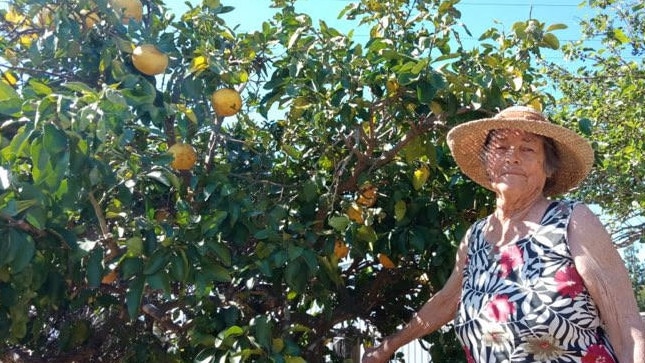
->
<box><xmin>623</xmin><ymin>245</ymin><xmax>645</xmax><ymax>311</ymax></box>
<box><xmin>545</xmin><ymin>0</ymin><xmax>645</xmax><ymax>247</ymax></box>
<box><xmin>0</xmin><ymin>0</ymin><xmax>565</xmax><ymax>361</ymax></box>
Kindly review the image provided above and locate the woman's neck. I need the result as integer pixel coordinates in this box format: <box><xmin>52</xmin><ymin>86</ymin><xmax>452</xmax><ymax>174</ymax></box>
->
<box><xmin>494</xmin><ymin>192</ymin><xmax>547</xmax><ymax>222</ymax></box>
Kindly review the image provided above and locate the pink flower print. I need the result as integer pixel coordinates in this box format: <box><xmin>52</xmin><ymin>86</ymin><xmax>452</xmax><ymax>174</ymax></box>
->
<box><xmin>555</xmin><ymin>265</ymin><xmax>585</xmax><ymax>298</ymax></box>
<box><xmin>484</xmin><ymin>295</ymin><xmax>515</xmax><ymax>322</ymax></box>
<box><xmin>498</xmin><ymin>244</ymin><xmax>523</xmax><ymax>277</ymax></box>
<box><xmin>581</xmin><ymin>344</ymin><xmax>616</xmax><ymax>363</ymax></box>
<box><xmin>463</xmin><ymin>346</ymin><xmax>475</xmax><ymax>363</ymax></box>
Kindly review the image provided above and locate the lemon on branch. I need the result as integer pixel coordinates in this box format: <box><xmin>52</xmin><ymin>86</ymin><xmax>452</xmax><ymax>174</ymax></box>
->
<box><xmin>168</xmin><ymin>143</ymin><xmax>197</xmax><ymax>170</ymax></box>
<box><xmin>211</xmin><ymin>88</ymin><xmax>242</xmax><ymax>117</ymax></box>
<box><xmin>346</xmin><ymin>203</ymin><xmax>364</xmax><ymax>224</ymax></box>
<box><xmin>412</xmin><ymin>165</ymin><xmax>430</xmax><ymax>190</ymax></box>
<box><xmin>378</xmin><ymin>253</ymin><xmax>396</xmax><ymax>269</ymax></box>
<box><xmin>109</xmin><ymin>0</ymin><xmax>143</xmax><ymax>24</ymax></box>
<box><xmin>79</xmin><ymin>9</ymin><xmax>101</xmax><ymax>29</ymax></box>
<box><xmin>132</xmin><ymin>44</ymin><xmax>169</xmax><ymax>76</ymax></box>
<box><xmin>333</xmin><ymin>240</ymin><xmax>350</xmax><ymax>259</ymax></box>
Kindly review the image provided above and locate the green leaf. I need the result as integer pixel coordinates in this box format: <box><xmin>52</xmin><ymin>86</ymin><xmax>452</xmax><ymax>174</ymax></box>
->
<box><xmin>546</xmin><ymin>23</ymin><xmax>568</xmax><ymax>32</ymax></box>
<box><xmin>125</xmin><ymin>276</ymin><xmax>145</xmax><ymax>319</ymax></box>
<box><xmin>43</xmin><ymin>124</ymin><xmax>68</xmax><ymax>154</ymax></box>
<box><xmin>63</xmin><ymin>82</ymin><xmax>98</xmax><ymax>98</ymax></box>
<box><xmin>401</xmin><ymin>137</ymin><xmax>430</xmax><ymax>163</ymax></box>
<box><xmin>86</xmin><ymin>247</ymin><xmax>103</xmax><ymax>288</ymax></box>
<box><xmin>122</xmin><ymin>80</ymin><xmax>157</xmax><ymax>105</ymax></box>
<box><xmin>356</xmin><ymin>225</ymin><xmax>378</xmax><ymax>244</ymax></box>
<box><xmin>143</xmin><ymin>249</ymin><xmax>169</xmax><ymax>275</ymax></box>
<box><xmin>416</xmin><ymin>80</ymin><xmax>436</xmax><ymax>104</ymax></box>
<box><xmin>3</xmin><ymin>125</ymin><xmax>33</xmax><ymax>160</ymax></box>
<box><xmin>252</xmin><ymin>316</ymin><xmax>272</xmax><ymax>349</ymax></box>
<box><xmin>409</xmin><ymin>227</ymin><xmax>428</xmax><ymax>252</ymax></box>
<box><xmin>219</xmin><ymin>325</ymin><xmax>244</xmax><ymax>340</ymax></box>
<box><xmin>125</xmin><ymin>237</ymin><xmax>144</xmax><ymax>257</ymax></box>
<box><xmin>287</xmin><ymin>245</ymin><xmax>304</xmax><ymax>261</ymax></box>
<box><xmin>0</xmin><ymin>81</ymin><xmax>22</xmax><ymax>116</ymax></box>
<box><xmin>394</xmin><ymin>200</ymin><xmax>407</xmax><ymax>221</ymax></box>
<box><xmin>397</xmin><ymin>72</ymin><xmax>418</xmax><ymax>86</ymax></box>
<box><xmin>203</xmin><ymin>261</ymin><xmax>232</xmax><ymax>283</ymax></box>
<box><xmin>9</xmin><ymin>231</ymin><xmax>35</xmax><ymax>273</ymax></box>
<box><xmin>169</xmin><ymin>250</ymin><xmax>189</xmax><ymax>281</ymax></box>
<box><xmin>208</xmin><ymin>240</ymin><xmax>232</xmax><ymax>266</ymax></box>
<box><xmin>285</xmin><ymin>259</ymin><xmax>306</xmax><ymax>292</ymax></box>
<box><xmin>540</xmin><ymin>33</ymin><xmax>560</xmax><ymax>49</ymax></box>
<box><xmin>202</xmin><ymin>211</ymin><xmax>228</xmax><ymax>236</ymax></box>
<box><xmin>146</xmin><ymin>271</ymin><xmax>171</xmax><ymax>293</ymax></box>
<box><xmin>611</xmin><ymin>28</ymin><xmax>629</xmax><ymax>44</ymax></box>
<box><xmin>301</xmin><ymin>181</ymin><xmax>317</xmax><ymax>202</ymax></box>
<box><xmin>120</xmin><ymin>257</ymin><xmax>143</xmax><ymax>279</ymax></box>
<box><xmin>328</xmin><ymin>216</ymin><xmax>349</xmax><ymax>232</ymax></box>
<box><xmin>1</xmin><ymin>229</ymin><xmax>22</xmax><ymax>267</ymax></box>
<box><xmin>578</xmin><ymin>118</ymin><xmax>593</xmax><ymax>136</ymax></box>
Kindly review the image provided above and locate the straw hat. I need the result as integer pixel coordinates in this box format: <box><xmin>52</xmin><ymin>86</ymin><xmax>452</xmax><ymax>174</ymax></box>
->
<box><xmin>446</xmin><ymin>105</ymin><xmax>594</xmax><ymax>196</ymax></box>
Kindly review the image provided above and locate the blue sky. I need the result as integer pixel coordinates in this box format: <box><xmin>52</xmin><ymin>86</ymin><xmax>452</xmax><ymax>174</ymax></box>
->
<box><xmin>174</xmin><ymin>0</ymin><xmax>592</xmax><ymax>60</ymax></box>
<box><xmin>168</xmin><ymin>0</ymin><xmax>600</xmax><ymax>74</ymax></box>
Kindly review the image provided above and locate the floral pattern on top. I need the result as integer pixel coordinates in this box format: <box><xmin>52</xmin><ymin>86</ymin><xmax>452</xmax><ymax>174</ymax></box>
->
<box><xmin>454</xmin><ymin>200</ymin><xmax>618</xmax><ymax>362</ymax></box>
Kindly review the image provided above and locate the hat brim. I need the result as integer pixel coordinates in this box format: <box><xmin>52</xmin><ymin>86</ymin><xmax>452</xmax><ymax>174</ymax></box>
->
<box><xmin>446</xmin><ymin>117</ymin><xmax>594</xmax><ymax>196</ymax></box>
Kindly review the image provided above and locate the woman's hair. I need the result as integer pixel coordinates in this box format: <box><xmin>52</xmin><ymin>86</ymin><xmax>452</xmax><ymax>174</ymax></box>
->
<box><xmin>482</xmin><ymin>130</ymin><xmax>561</xmax><ymax>191</ymax></box>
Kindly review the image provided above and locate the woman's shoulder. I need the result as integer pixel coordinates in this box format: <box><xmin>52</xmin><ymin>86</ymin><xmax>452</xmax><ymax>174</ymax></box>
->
<box><xmin>565</xmin><ymin>200</ymin><xmax>611</xmax><ymax>248</ymax></box>
<box><xmin>552</xmin><ymin>199</ymin><xmax>600</xmax><ymax>222</ymax></box>
<box><xmin>544</xmin><ymin>198</ymin><xmax>592</xmax><ymax>219</ymax></box>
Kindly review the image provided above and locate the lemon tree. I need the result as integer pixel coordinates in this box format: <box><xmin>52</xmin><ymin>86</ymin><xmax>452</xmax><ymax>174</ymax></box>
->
<box><xmin>0</xmin><ymin>0</ymin><xmax>571</xmax><ymax>361</ymax></box>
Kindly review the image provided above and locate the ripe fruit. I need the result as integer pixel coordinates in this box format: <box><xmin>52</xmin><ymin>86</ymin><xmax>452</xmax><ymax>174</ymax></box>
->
<box><xmin>346</xmin><ymin>203</ymin><xmax>364</xmax><ymax>224</ymax></box>
<box><xmin>333</xmin><ymin>240</ymin><xmax>350</xmax><ymax>259</ymax></box>
<box><xmin>154</xmin><ymin>208</ymin><xmax>171</xmax><ymax>222</ymax></box>
<box><xmin>168</xmin><ymin>143</ymin><xmax>197</xmax><ymax>170</ymax></box>
<box><xmin>356</xmin><ymin>183</ymin><xmax>378</xmax><ymax>207</ymax></box>
<box><xmin>132</xmin><ymin>44</ymin><xmax>169</xmax><ymax>76</ymax></box>
<box><xmin>101</xmin><ymin>269</ymin><xmax>118</xmax><ymax>284</ymax></box>
<box><xmin>211</xmin><ymin>88</ymin><xmax>242</xmax><ymax>117</ymax></box>
<box><xmin>109</xmin><ymin>0</ymin><xmax>143</xmax><ymax>24</ymax></box>
<box><xmin>412</xmin><ymin>165</ymin><xmax>430</xmax><ymax>190</ymax></box>
<box><xmin>82</xmin><ymin>10</ymin><xmax>101</xmax><ymax>29</ymax></box>
<box><xmin>378</xmin><ymin>253</ymin><xmax>396</xmax><ymax>269</ymax></box>
<box><xmin>385</xmin><ymin>77</ymin><xmax>399</xmax><ymax>97</ymax></box>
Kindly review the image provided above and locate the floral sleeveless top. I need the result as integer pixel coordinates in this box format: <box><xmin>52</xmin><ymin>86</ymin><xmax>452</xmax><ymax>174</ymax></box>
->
<box><xmin>454</xmin><ymin>200</ymin><xmax>618</xmax><ymax>362</ymax></box>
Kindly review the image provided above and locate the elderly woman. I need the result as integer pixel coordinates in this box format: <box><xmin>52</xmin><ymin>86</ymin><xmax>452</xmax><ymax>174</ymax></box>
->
<box><xmin>363</xmin><ymin>106</ymin><xmax>645</xmax><ymax>362</ymax></box>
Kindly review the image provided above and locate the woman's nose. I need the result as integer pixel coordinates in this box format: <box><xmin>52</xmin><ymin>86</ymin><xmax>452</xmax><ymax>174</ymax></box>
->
<box><xmin>504</xmin><ymin>147</ymin><xmax>520</xmax><ymax>163</ymax></box>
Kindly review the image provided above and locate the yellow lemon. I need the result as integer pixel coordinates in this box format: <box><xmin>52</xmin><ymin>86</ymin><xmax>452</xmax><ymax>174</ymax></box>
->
<box><xmin>168</xmin><ymin>143</ymin><xmax>197</xmax><ymax>170</ymax></box>
<box><xmin>333</xmin><ymin>240</ymin><xmax>350</xmax><ymax>259</ymax></box>
<box><xmin>211</xmin><ymin>88</ymin><xmax>243</xmax><ymax>117</ymax></box>
<box><xmin>356</xmin><ymin>183</ymin><xmax>378</xmax><ymax>207</ymax></box>
<box><xmin>346</xmin><ymin>203</ymin><xmax>364</xmax><ymax>224</ymax></box>
<box><xmin>132</xmin><ymin>44</ymin><xmax>169</xmax><ymax>76</ymax></box>
<box><xmin>109</xmin><ymin>0</ymin><xmax>143</xmax><ymax>24</ymax></box>
<box><xmin>378</xmin><ymin>253</ymin><xmax>396</xmax><ymax>269</ymax></box>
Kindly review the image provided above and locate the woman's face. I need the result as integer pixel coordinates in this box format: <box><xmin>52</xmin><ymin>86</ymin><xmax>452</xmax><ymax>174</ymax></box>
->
<box><xmin>484</xmin><ymin>129</ymin><xmax>548</xmax><ymax>195</ymax></box>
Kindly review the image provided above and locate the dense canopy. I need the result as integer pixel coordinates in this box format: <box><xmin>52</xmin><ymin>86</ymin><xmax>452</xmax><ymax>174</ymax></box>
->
<box><xmin>0</xmin><ymin>0</ymin><xmax>642</xmax><ymax>361</ymax></box>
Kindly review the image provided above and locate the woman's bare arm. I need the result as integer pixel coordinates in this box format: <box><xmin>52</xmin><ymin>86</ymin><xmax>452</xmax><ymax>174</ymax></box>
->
<box><xmin>568</xmin><ymin>203</ymin><xmax>645</xmax><ymax>363</ymax></box>
<box><xmin>361</xmin><ymin>234</ymin><xmax>468</xmax><ymax>363</ymax></box>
